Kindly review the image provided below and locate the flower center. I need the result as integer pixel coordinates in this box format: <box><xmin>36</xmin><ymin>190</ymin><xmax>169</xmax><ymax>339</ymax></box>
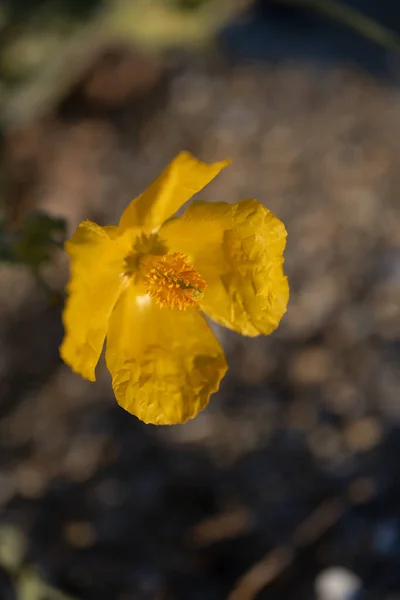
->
<box><xmin>145</xmin><ymin>252</ymin><xmax>206</xmax><ymax>310</ymax></box>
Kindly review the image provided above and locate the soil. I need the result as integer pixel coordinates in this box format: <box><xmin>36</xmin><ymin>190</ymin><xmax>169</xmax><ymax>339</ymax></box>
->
<box><xmin>2</xmin><ymin>42</ymin><xmax>400</xmax><ymax>600</ymax></box>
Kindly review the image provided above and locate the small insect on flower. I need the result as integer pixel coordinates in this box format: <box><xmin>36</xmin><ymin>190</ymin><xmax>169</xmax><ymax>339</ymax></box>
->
<box><xmin>60</xmin><ymin>152</ymin><xmax>289</xmax><ymax>425</ymax></box>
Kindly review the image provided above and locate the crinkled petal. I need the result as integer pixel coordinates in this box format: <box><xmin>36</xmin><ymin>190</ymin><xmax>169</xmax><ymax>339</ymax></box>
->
<box><xmin>105</xmin><ymin>286</ymin><xmax>227</xmax><ymax>425</ymax></box>
<box><xmin>60</xmin><ymin>220</ymin><xmax>130</xmax><ymax>381</ymax></box>
<box><xmin>118</xmin><ymin>151</ymin><xmax>230</xmax><ymax>234</ymax></box>
<box><xmin>160</xmin><ymin>199</ymin><xmax>289</xmax><ymax>336</ymax></box>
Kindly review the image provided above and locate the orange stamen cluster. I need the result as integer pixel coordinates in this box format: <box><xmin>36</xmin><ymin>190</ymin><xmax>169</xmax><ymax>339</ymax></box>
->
<box><xmin>145</xmin><ymin>252</ymin><xmax>206</xmax><ymax>310</ymax></box>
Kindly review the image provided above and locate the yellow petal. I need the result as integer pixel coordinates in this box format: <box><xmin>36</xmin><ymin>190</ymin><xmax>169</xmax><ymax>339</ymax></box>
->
<box><xmin>60</xmin><ymin>220</ymin><xmax>130</xmax><ymax>381</ymax></box>
<box><xmin>160</xmin><ymin>199</ymin><xmax>289</xmax><ymax>336</ymax></box>
<box><xmin>106</xmin><ymin>285</ymin><xmax>227</xmax><ymax>425</ymax></box>
<box><xmin>118</xmin><ymin>151</ymin><xmax>230</xmax><ymax>234</ymax></box>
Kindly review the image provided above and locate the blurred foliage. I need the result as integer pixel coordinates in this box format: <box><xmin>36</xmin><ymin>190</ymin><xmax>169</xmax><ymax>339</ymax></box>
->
<box><xmin>4</xmin><ymin>0</ymin><xmax>100</xmax><ymax>21</ymax></box>
<box><xmin>0</xmin><ymin>0</ymin><xmax>244</xmax><ymax>127</ymax></box>
<box><xmin>105</xmin><ymin>0</ymin><xmax>242</xmax><ymax>48</ymax></box>
<box><xmin>2</xmin><ymin>211</ymin><xmax>66</xmax><ymax>268</ymax></box>
<box><xmin>1</xmin><ymin>0</ymin><xmax>400</xmax><ymax>128</ymax></box>
<box><xmin>0</xmin><ymin>524</ymin><xmax>77</xmax><ymax>600</ymax></box>
<box><xmin>0</xmin><ymin>211</ymin><xmax>66</xmax><ymax>297</ymax></box>
<box><xmin>0</xmin><ymin>0</ymin><xmax>104</xmax><ymax>112</ymax></box>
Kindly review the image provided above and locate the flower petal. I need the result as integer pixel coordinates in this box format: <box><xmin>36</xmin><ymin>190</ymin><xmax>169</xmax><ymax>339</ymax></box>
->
<box><xmin>60</xmin><ymin>220</ymin><xmax>130</xmax><ymax>381</ymax></box>
<box><xmin>106</xmin><ymin>285</ymin><xmax>227</xmax><ymax>425</ymax></box>
<box><xmin>118</xmin><ymin>151</ymin><xmax>230</xmax><ymax>234</ymax></box>
<box><xmin>160</xmin><ymin>199</ymin><xmax>289</xmax><ymax>336</ymax></box>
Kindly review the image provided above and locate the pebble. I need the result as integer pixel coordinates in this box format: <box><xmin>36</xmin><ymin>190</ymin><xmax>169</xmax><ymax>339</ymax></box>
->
<box><xmin>315</xmin><ymin>567</ymin><xmax>362</xmax><ymax>600</ymax></box>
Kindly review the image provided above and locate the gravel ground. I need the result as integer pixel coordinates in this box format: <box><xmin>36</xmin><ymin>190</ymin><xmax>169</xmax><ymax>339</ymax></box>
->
<box><xmin>1</xmin><ymin>49</ymin><xmax>400</xmax><ymax>600</ymax></box>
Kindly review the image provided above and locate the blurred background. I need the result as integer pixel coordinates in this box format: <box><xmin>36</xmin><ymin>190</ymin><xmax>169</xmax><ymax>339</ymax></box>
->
<box><xmin>2</xmin><ymin>1</ymin><xmax>400</xmax><ymax>599</ymax></box>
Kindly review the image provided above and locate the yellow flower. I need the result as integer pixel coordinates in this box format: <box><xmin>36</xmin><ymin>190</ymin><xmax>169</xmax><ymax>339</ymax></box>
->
<box><xmin>60</xmin><ymin>152</ymin><xmax>289</xmax><ymax>425</ymax></box>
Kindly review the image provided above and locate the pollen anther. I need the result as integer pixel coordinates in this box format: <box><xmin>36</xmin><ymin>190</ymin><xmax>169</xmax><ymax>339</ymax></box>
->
<box><xmin>145</xmin><ymin>252</ymin><xmax>206</xmax><ymax>310</ymax></box>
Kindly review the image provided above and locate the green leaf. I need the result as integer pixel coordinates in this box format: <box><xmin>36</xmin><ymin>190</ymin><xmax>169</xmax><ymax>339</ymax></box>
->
<box><xmin>11</xmin><ymin>211</ymin><xmax>66</xmax><ymax>269</ymax></box>
<box><xmin>0</xmin><ymin>211</ymin><xmax>66</xmax><ymax>271</ymax></box>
